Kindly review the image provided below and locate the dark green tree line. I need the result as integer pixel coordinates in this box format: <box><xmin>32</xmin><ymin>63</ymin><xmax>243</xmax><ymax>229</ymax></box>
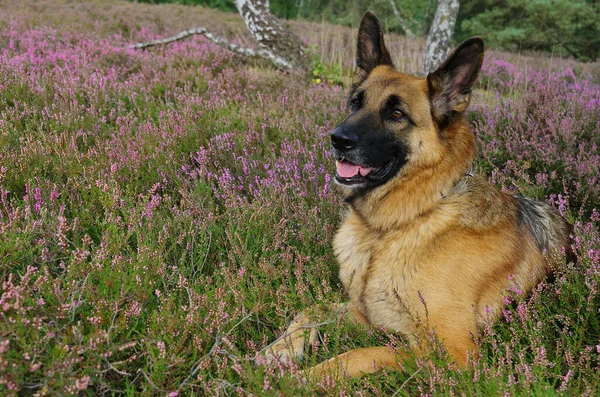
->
<box><xmin>134</xmin><ymin>0</ymin><xmax>599</xmax><ymax>60</ymax></box>
<box><xmin>456</xmin><ymin>0</ymin><xmax>599</xmax><ymax>61</ymax></box>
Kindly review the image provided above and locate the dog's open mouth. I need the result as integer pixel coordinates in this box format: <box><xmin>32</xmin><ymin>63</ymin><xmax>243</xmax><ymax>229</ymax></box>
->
<box><xmin>335</xmin><ymin>158</ymin><xmax>395</xmax><ymax>185</ymax></box>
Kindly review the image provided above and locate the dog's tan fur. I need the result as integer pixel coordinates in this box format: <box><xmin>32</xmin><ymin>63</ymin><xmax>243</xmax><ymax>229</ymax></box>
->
<box><xmin>263</xmin><ymin>11</ymin><xmax>570</xmax><ymax>385</ymax></box>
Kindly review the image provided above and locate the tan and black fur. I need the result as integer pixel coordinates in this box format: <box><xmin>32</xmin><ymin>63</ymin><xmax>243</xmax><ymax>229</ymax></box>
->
<box><xmin>262</xmin><ymin>11</ymin><xmax>570</xmax><ymax>384</ymax></box>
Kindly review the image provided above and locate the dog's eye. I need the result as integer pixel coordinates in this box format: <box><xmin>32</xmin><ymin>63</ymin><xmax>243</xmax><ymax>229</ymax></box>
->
<box><xmin>350</xmin><ymin>98</ymin><xmax>360</xmax><ymax>111</ymax></box>
<box><xmin>391</xmin><ymin>109</ymin><xmax>405</xmax><ymax>120</ymax></box>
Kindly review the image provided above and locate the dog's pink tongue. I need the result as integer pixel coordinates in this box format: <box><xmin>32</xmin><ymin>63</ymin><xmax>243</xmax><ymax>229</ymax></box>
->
<box><xmin>358</xmin><ymin>166</ymin><xmax>373</xmax><ymax>176</ymax></box>
<box><xmin>336</xmin><ymin>161</ymin><xmax>373</xmax><ymax>178</ymax></box>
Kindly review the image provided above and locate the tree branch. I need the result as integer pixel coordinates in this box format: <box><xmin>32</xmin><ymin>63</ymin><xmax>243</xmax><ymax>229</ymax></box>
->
<box><xmin>389</xmin><ymin>0</ymin><xmax>416</xmax><ymax>37</ymax></box>
<box><xmin>130</xmin><ymin>27</ymin><xmax>293</xmax><ymax>70</ymax></box>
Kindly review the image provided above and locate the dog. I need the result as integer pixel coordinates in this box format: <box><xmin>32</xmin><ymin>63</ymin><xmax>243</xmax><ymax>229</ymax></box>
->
<box><xmin>262</xmin><ymin>11</ymin><xmax>570</xmax><ymax>385</ymax></box>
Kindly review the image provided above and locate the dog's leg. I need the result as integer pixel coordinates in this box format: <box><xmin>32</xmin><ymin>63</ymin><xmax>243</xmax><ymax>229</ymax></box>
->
<box><xmin>423</xmin><ymin>311</ymin><xmax>479</xmax><ymax>368</ymax></box>
<box><xmin>306</xmin><ymin>310</ymin><xmax>478</xmax><ymax>385</ymax></box>
<box><xmin>261</xmin><ymin>302</ymin><xmax>368</xmax><ymax>365</ymax></box>
<box><xmin>306</xmin><ymin>346</ymin><xmax>406</xmax><ymax>382</ymax></box>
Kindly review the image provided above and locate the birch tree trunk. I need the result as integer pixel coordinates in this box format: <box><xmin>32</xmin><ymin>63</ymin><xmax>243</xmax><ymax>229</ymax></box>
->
<box><xmin>234</xmin><ymin>0</ymin><xmax>310</xmax><ymax>69</ymax></box>
<box><xmin>423</xmin><ymin>0</ymin><xmax>460</xmax><ymax>74</ymax></box>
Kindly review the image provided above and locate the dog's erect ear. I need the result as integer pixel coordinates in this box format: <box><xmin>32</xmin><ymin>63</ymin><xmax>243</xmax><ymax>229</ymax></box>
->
<box><xmin>427</xmin><ymin>37</ymin><xmax>484</xmax><ymax>125</ymax></box>
<box><xmin>355</xmin><ymin>11</ymin><xmax>394</xmax><ymax>82</ymax></box>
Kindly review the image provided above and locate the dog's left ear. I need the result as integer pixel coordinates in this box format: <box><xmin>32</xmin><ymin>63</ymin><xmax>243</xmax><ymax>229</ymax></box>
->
<box><xmin>427</xmin><ymin>37</ymin><xmax>484</xmax><ymax>124</ymax></box>
<box><xmin>355</xmin><ymin>11</ymin><xmax>394</xmax><ymax>83</ymax></box>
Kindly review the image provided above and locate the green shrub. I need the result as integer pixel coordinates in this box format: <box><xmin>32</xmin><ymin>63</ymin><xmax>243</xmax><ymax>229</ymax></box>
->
<box><xmin>457</xmin><ymin>0</ymin><xmax>599</xmax><ymax>61</ymax></box>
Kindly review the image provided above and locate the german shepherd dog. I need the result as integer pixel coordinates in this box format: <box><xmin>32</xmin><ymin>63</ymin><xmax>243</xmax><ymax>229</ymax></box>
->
<box><xmin>262</xmin><ymin>11</ymin><xmax>570</xmax><ymax>384</ymax></box>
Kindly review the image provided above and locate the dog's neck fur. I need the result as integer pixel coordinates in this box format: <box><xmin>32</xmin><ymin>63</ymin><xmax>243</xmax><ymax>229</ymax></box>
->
<box><xmin>347</xmin><ymin>117</ymin><xmax>476</xmax><ymax>232</ymax></box>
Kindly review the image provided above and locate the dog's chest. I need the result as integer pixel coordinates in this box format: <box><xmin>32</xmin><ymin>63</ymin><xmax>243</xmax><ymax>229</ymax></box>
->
<box><xmin>334</xmin><ymin>212</ymin><xmax>431</xmax><ymax>332</ymax></box>
<box><xmin>334</xmin><ymin>215</ymin><xmax>378</xmax><ymax>304</ymax></box>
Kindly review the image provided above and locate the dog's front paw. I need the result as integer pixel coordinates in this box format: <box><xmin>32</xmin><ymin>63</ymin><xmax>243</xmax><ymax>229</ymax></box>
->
<box><xmin>257</xmin><ymin>311</ymin><xmax>320</xmax><ymax>368</ymax></box>
<box><xmin>260</xmin><ymin>334</ymin><xmax>305</xmax><ymax>367</ymax></box>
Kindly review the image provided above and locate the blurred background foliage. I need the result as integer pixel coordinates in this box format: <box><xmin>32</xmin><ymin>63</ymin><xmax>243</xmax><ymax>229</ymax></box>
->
<box><xmin>133</xmin><ymin>0</ymin><xmax>599</xmax><ymax>61</ymax></box>
<box><xmin>457</xmin><ymin>0</ymin><xmax>599</xmax><ymax>62</ymax></box>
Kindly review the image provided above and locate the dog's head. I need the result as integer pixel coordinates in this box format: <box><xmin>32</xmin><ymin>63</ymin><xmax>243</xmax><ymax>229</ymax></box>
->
<box><xmin>332</xmin><ymin>11</ymin><xmax>483</xmax><ymax>201</ymax></box>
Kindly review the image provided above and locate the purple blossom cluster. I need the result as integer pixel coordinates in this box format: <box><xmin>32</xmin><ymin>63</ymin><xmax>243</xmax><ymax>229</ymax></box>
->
<box><xmin>474</xmin><ymin>60</ymin><xmax>600</xmax><ymax>215</ymax></box>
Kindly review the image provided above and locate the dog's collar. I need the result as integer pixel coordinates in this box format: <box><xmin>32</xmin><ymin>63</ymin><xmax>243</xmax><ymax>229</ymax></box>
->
<box><xmin>465</xmin><ymin>164</ymin><xmax>474</xmax><ymax>178</ymax></box>
<box><xmin>440</xmin><ymin>165</ymin><xmax>474</xmax><ymax>199</ymax></box>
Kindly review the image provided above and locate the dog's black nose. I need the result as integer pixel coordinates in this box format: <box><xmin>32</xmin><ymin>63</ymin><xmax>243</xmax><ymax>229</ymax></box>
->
<box><xmin>331</xmin><ymin>127</ymin><xmax>358</xmax><ymax>151</ymax></box>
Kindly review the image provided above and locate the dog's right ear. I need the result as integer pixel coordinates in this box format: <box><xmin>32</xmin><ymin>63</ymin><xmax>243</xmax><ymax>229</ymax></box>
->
<box><xmin>355</xmin><ymin>11</ymin><xmax>394</xmax><ymax>84</ymax></box>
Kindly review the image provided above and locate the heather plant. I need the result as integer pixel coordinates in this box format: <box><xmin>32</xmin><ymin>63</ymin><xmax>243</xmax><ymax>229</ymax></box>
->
<box><xmin>0</xmin><ymin>0</ymin><xmax>599</xmax><ymax>395</ymax></box>
<box><xmin>473</xmin><ymin>64</ymin><xmax>600</xmax><ymax>217</ymax></box>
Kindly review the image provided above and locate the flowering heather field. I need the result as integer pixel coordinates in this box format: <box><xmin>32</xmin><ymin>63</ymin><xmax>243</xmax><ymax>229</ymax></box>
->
<box><xmin>1</xmin><ymin>0</ymin><xmax>599</xmax><ymax>395</ymax></box>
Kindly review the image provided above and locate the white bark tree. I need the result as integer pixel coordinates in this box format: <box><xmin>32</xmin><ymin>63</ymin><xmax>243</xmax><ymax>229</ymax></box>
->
<box><xmin>132</xmin><ymin>0</ymin><xmax>309</xmax><ymax>70</ymax></box>
<box><xmin>132</xmin><ymin>0</ymin><xmax>460</xmax><ymax>74</ymax></box>
<box><xmin>234</xmin><ymin>0</ymin><xmax>309</xmax><ymax>69</ymax></box>
<box><xmin>423</xmin><ymin>0</ymin><xmax>460</xmax><ymax>74</ymax></box>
